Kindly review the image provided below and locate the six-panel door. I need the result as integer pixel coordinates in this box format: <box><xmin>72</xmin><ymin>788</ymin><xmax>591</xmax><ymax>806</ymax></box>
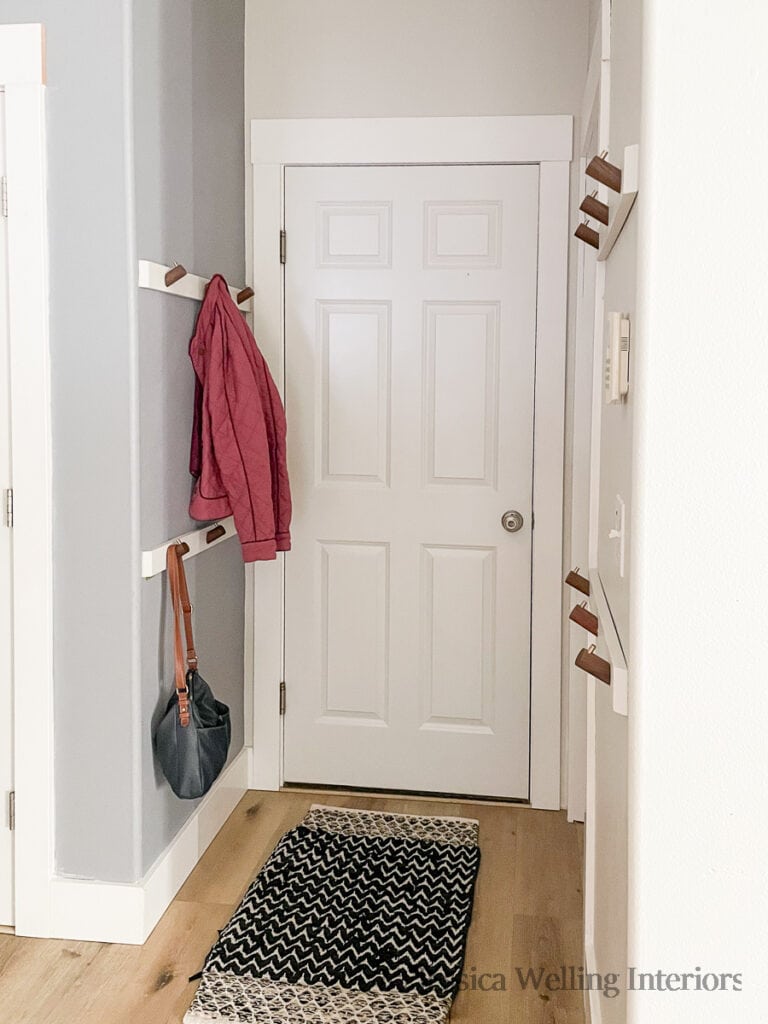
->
<box><xmin>283</xmin><ymin>165</ymin><xmax>539</xmax><ymax>799</ymax></box>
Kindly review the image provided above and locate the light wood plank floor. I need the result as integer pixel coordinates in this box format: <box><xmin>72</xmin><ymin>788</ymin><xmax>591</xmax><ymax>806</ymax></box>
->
<box><xmin>0</xmin><ymin>790</ymin><xmax>584</xmax><ymax>1023</ymax></box>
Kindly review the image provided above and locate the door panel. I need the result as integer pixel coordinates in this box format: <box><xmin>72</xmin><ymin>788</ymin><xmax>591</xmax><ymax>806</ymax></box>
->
<box><xmin>319</xmin><ymin>301</ymin><xmax>390</xmax><ymax>484</ymax></box>
<box><xmin>320</xmin><ymin>540</ymin><xmax>390</xmax><ymax>723</ymax></box>
<box><xmin>425</xmin><ymin>302</ymin><xmax>499</xmax><ymax>485</ymax></box>
<box><xmin>284</xmin><ymin>164</ymin><xmax>539</xmax><ymax>799</ymax></box>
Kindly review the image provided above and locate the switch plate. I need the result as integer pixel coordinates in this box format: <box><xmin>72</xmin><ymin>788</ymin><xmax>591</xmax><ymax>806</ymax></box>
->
<box><xmin>605</xmin><ymin>312</ymin><xmax>631</xmax><ymax>404</ymax></box>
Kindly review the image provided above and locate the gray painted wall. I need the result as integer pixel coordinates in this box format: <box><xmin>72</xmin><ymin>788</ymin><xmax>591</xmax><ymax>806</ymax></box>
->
<box><xmin>133</xmin><ymin>0</ymin><xmax>245</xmax><ymax>874</ymax></box>
<box><xmin>1</xmin><ymin>0</ymin><xmax>139</xmax><ymax>882</ymax></box>
<box><xmin>132</xmin><ymin>0</ymin><xmax>244</xmax><ymax>876</ymax></box>
<box><xmin>0</xmin><ymin>0</ymin><xmax>245</xmax><ymax>882</ymax></box>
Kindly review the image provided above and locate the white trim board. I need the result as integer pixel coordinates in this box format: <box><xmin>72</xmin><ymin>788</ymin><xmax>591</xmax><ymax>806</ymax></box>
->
<box><xmin>249</xmin><ymin>115</ymin><xmax>572</xmax><ymax>811</ymax></box>
<box><xmin>589</xmin><ymin>569</ymin><xmax>628</xmax><ymax>716</ymax></box>
<box><xmin>250</xmin><ymin>115</ymin><xmax>572</xmax><ymax>165</ymax></box>
<box><xmin>566</xmin><ymin>22</ymin><xmax>604</xmax><ymax>826</ymax></box>
<box><xmin>1</xmin><ymin>25</ymin><xmax>55</xmax><ymax>939</ymax></box>
<box><xmin>49</xmin><ymin>746</ymin><xmax>250</xmax><ymax>944</ymax></box>
<box><xmin>584</xmin><ymin>940</ymin><xmax>604</xmax><ymax>1024</ymax></box>
<box><xmin>0</xmin><ymin>24</ymin><xmax>45</xmax><ymax>86</ymax></box>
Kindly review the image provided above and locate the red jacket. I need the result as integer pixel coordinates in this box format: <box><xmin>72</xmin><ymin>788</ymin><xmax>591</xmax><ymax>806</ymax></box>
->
<box><xmin>188</xmin><ymin>275</ymin><xmax>291</xmax><ymax>561</ymax></box>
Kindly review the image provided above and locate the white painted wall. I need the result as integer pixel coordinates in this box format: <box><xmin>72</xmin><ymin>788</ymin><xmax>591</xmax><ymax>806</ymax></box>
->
<box><xmin>592</xmin><ymin>1</ymin><xmax>639</xmax><ymax>1018</ymax></box>
<box><xmin>246</xmin><ymin>0</ymin><xmax>591</xmax><ymax>120</ymax></box>
<box><xmin>629</xmin><ymin>2</ymin><xmax>768</xmax><ymax>1020</ymax></box>
<box><xmin>598</xmin><ymin>0</ymin><xmax>642</xmax><ymax>647</ymax></box>
<box><xmin>579</xmin><ymin>4</ymin><xmax>632</xmax><ymax>1021</ymax></box>
<box><xmin>245</xmin><ymin>0</ymin><xmax>592</xmax><ymax>806</ymax></box>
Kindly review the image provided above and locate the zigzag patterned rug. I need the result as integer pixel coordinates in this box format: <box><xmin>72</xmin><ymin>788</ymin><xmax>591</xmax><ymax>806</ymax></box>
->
<box><xmin>184</xmin><ymin>804</ymin><xmax>480</xmax><ymax>1023</ymax></box>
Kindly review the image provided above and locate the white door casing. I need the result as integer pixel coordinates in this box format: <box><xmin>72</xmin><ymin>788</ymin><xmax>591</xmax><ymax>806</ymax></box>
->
<box><xmin>0</xmin><ymin>93</ymin><xmax>14</xmax><ymax>925</ymax></box>
<box><xmin>0</xmin><ymin>25</ymin><xmax>53</xmax><ymax>938</ymax></box>
<box><xmin>249</xmin><ymin>116</ymin><xmax>571</xmax><ymax>810</ymax></box>
<box><xmin>283</xmin><ymin>164</ymin><xmax>539</xmax><ymax>798</ymax></box>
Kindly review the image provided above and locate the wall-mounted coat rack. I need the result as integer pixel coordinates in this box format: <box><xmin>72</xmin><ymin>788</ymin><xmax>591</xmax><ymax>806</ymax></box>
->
<box><xmin>138</xmin><ymin>260</ymin><xmax>254</xmax><ymax>311</ymax></box>
<box><xmin>573</xmin><ymin>144</ymin><xmax>639</xmax><ymax>262</ymax></box>
<box><xmin>141</xmin><ymin>516</ymin><xmax>236</xmax><ymax>579</ymax></box>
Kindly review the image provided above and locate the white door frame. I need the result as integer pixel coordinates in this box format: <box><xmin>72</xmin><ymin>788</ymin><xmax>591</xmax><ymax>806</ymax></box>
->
<box><xmin>249</xmin><ymin>115</ymin><xmax>572</xmax><ymax>810</ymax></box>
<box><xmin>566</xmin><ymin>22</ymin><xmax>605</xmax><ymax>825</ymax></box>
<box><xmin>0</xmin><ymin>24</ymin><xmax>54</xmax><ymax>935</ymax></box>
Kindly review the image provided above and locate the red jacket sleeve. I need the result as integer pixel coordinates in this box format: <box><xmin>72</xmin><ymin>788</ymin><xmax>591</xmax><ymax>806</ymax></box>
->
<box><xmin>188</xmin><ymin>276</ymin><xmax>292</xmax><ymax>562</ymax></box>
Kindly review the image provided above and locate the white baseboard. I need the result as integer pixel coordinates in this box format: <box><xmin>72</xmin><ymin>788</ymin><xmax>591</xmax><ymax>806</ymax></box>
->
<box><xmin>584</xmin><ymin>941</ymin><xmax>602</xmax><ymax>1024</ymax></box>
<box><xmin>47</xmin><ymin>746</ymin><xmax>251</xmax><ymax>944</ymax></box>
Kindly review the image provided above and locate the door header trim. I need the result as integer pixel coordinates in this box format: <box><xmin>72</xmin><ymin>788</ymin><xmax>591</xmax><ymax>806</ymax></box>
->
<box><xmin>251</xmin><ymin>115</ymin><xmax>573</xmax><ymax>166</ymax></box>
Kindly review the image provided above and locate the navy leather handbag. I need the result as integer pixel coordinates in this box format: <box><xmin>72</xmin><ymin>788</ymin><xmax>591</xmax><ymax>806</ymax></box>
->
<box><xmin>155</xmin><ymin>542</ymin><xmax>231</xmax><ymax>799</ymax></box>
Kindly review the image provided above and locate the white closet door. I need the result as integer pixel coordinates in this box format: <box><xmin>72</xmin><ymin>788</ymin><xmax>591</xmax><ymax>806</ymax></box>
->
<box><xmin>0</xmin><ymin>95</ymin><xmax>14</xmax><ymax>925</ymax></box>
<box><xmin>283</xmin><ymin>164</ymin><xmax>539</xmax><ymax>799</ymax></box>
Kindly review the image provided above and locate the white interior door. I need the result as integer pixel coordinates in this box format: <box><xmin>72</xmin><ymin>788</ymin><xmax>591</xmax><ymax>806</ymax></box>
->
<box><xmin>283</xmin><ymin>164</ymin><xmax>539</xmax><ymax>799</ymax></box>
<box><xmin>0</xmin><ymin>94</ymin><xmax>14</xmax><ymax>925</ymax></box>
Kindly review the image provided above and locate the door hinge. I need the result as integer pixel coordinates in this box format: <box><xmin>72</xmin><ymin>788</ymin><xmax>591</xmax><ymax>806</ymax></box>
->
<box><xmin>279</xmin><ymin>680</ymin><xmax>286</xmax><ymax>716</ymax></box>
<box><xmin>8</xmin><ymin>791</ymin><xmax>15</xmax><ymax>832</ymax></box>
<box><xmin>4</xmin><ymin>488</ymin><xmax>13</xmax><ymax>528</ymax></box>
<box><xmin>1</xmin><ymin>177</ymin><xmax>7</xmax><ymax>218</ymax></box>
<box><xmin>279</xmin><ymin>230</ymin><xmax>287</xmax><ymax>265</ymax></box>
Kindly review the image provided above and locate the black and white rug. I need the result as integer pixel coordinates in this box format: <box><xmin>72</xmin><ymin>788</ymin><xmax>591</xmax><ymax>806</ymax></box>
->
<box><xmin>184</xmin><ymin>804</ymin><xmax>481</xmax><ymax>1023</ymax></box>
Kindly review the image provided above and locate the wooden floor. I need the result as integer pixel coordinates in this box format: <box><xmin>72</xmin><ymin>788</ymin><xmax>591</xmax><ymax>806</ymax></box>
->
<box><xmin>0</xmin><ymin>790</ymin><xmax>584</xmax><ymax>1023</ymax></box>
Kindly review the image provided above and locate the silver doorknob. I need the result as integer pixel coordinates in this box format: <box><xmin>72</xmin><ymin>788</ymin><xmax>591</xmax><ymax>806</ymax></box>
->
<box><xmin>501</xmin><ymin>510</ymin><xmax>524</xmax><ymax>533</ymax></box>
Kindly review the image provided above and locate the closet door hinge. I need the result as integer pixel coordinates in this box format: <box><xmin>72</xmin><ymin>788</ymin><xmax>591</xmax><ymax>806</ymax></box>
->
<box><xmin>1</xmin><ymin>177</ymin><xmax>7</xmax><ymax>218</ymax></box>
<box><xmin>4</xmin><ymin>489</ymin><xmax>13</xmax><ymax>528</ymax></box>
<box><xmin>279</xmin><ymin>680</ymin><xmax>286</xmax><ymax>716</ymax></box>
<box><xmin>279</xmin><ymin>230</ymin><xmax>287</xmax><ymax>265</ymax></box>
<box><xmin>8</xmin><ymin>791</ymin><xmax>15</xmax><ymax>832</ymax></box>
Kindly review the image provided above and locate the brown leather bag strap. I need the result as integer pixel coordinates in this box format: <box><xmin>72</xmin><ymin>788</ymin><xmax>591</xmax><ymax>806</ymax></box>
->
<box><xmin>175</xmin><ymin>545</ymin><xmax>198</xmax><ymax>672</ymax></box>
<box><xmin>166</xmin><ymin>543</ymin><xmax>197</xmax><ymax>727</ymax></box>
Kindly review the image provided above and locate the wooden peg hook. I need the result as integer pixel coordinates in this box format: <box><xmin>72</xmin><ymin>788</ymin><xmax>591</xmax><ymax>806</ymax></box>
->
<box><xmin>574</xmin><ymin>221</ymin><xmax>600</xmax><ymax>249</ymax></box>
<box><xmin>164</xmin><ymin>262</ymin><xmax>187</xmax><ymax>287</ymax></box>
<box><xmin>236</xmin><ymin>286</ymin><xmax>254</xmax><ymax>305</ymax></box>
<box><xmin>569</xmin><ymin>602</ymin><xmax>598</xmax><ymax>636</ymax></box>
<box><xmin>206</xmin><ymin>524</ymin><xmax>226</xmax><ymax>544</ymax></box>
<box><xmin>575</xmin><ymin>645</ymin><xmax>611</xmax><ymax>685</ymax></box>
<box><xmin>565</xmin><ymin>568</ymin><xmax>590</xmax><ymax>596</ymax></box>
<box><xmin>579</xmin><ymin>192</ymin><xmax>609</xmax><ymax>225</ymax></box>
<box><xmin>585</xmin><ymin>154</ymin><xmax>622</xmax><ymax>194</ymax></box>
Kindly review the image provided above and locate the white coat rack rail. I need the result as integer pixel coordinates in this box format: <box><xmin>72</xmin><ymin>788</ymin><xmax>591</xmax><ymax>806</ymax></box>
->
<box><xmin>589</xmin><ymin>569</ymin><xmax>629</xmax><ymax>717</ymax></box>
<box><xmin>141</xmin><ymin>516</ymin><xmax>236</xmax><ymax>579</ymax></box>
<box><xmin>138</xmin><ymin>260</ymin><xmax>254</xmax><ymax>311</ymax></box>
